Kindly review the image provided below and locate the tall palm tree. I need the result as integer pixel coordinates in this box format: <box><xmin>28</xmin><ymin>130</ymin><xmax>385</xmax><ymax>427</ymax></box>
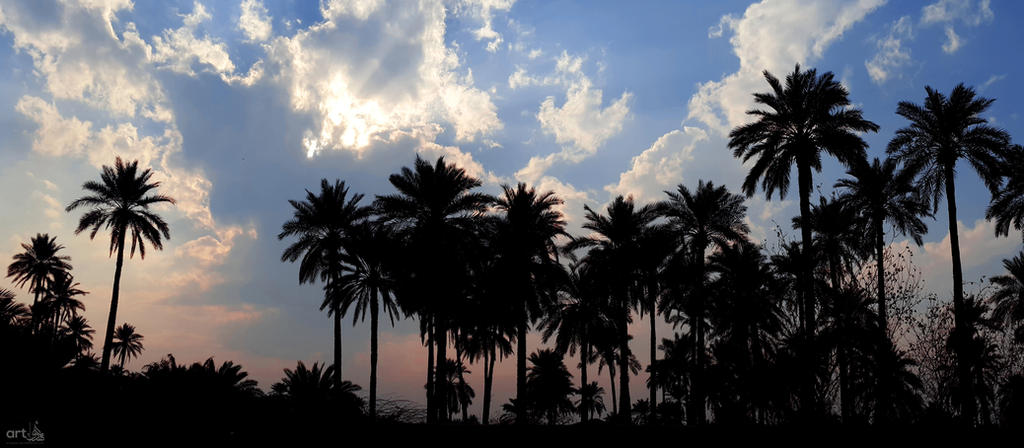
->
<box><xmin>887</xmin><ymin>83</ymin><xmax>1010</xmax><ymax>425</ymax></box>
<box><xmin>374</xmin><ymin>155</ymin><xmax>493</xmax><ymax>423</ymax></box>
<box><xmin>279</xmin><ymin>179</ymin><xmax>371</xmax><ymax>389</ymax></box>
<box><xmin>541</xmin><ymin>260</ymin><xmax>610</xmax><ymax>423</ymax></box>
<box><xmin>728</xmin><ymin>64</ymin><xmax>878</xmax><ymax>416</ymax></box>
<box><xmin>111</xmin><ymin>322</ymin><xmax>144</xmax><ymax>370</ymax></box>
<box><xmin>331</xmin><ymin>221</ymin><xmax>402</xmax><ymax>420</ymax></box>
<box><xmin>987</xmin><ymin>144</ymin><xmax>1024</xmax><ymax>241</ymax></box>
<box><xmin>66</xmin><ymin>157</ymin><xmax>174</xmax><ymax>372</ymax></box>
<box><xmin>991</xmin><ymin>252</ymin><xmax>1024</xmax><ymax>345</ymax></box>
<box><xmin>658</xmin><ymin>180</ymin><xmax>749</xmax><ymax>425</ymax></box>
<box><xmin>836</xmin><ymin>157</ymin><xmax>930</xmax><ymax>334</ymax></box>
<box><xmin>7</xmin><ymin>233</ymin><xmax>72</xmax><ymax>331</ymax></box>
<box><xmin>493</xmin><ymin>182</ymin><xmax>567</xmax><ymax>422</ymax></box>
<box><xmin>835</xmin><ymin>156</ymin><xmax>930</xmax><ymax>422</ymax></box>
<box><xmin>567</xmin><ymin>195</ymin><xmax>660</xmax><ymax>421</ymax></box>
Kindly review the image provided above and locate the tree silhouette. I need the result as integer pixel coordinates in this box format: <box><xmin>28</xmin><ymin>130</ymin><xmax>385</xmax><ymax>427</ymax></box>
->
<box><xmin>542</xmin><ymin>260</ymin><xmax>612</xmax><ymax>423</ymax></box>
<box><xmin>279</xmin><ymin>179</ymin><xmax>371</xmax><ymax>389</ymax></box>
<box><xmin>0</xmin><ymin>288</ymin><xmax>29</xmax><ymax>328</ymax></box>
<box><xmin>576</xmin><ymin>381</ymin><xmax>606</xmax><ymax>421</ymax></box>
<box><xmin>492</xmin><ymin>182</ymin><xmax>567</xmax><ymax>422</ymax></box>
<box><xmin>111</xmin><ymin>322</ymin><xmax>144</xmax><ymax>370</ymax></box>
<box><xmin>567</xmin><ymin>195</ymin><xmax>660</xmax><ymax>421</ymax></box>
<box><xmin>66</xmin><ymin>157</ymin><xmax>174</xmax><ymax>372</ymax></box>
<box><xmin>728</xmin><ymin>65</ymin><xmax>877</xmax><ymax>418</ymax></box>
<box><xmin>524</xmin><ymin>349</ymin><xmax>577</xmax><ymax>424</ymax></box>
<box><xmin>659</xmin><ymin>180</ymin><xmax>749</xmax><ymax>424</ymax></box>
<box><xmin>835</xmin><ymin>156</ymin><xmax>930</xmax><ymax>422</ymax></box>
<box><xmin>991</xmin><ymin>252</ymin><xmax>1024</xmax><ymax>344</ymax></box>
<box><xmin>331</xmin><ymin>220</ymin><xmax>402</xmax><ymax>420</ymax></box>
<box><xmin>61</xmin><ymin>315</ymin><xmax>95</xmax><ymax>354</ymax></box>
<box><xmin>887</xmin><ymin>83</ymin><xmax>1010</xmax><ymax>425</ymax></box>
<box><xmin>374</xmin><ymin>155</ymin><xmax>493</xmax><ymax>423</ymax></box>
<box><xmin>987</xmin><ymin>144</ymin><xmax>1024</xmax><ymax>241</ymax></box>
<box><xmin>7</xmin><ymin>233</ymin><xmax>72</xmax><ymax>332</ymax></box>
<box><xmin>44</xmin><ymin>272</ymin><xmax>87</xmax><ymax>337</ymax></box>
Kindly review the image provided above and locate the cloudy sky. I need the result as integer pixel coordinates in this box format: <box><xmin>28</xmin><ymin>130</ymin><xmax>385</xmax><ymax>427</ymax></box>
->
<box><xmin>2</xmin><ymin>0</ymin><xmax>1023</xmax><ymax>416</ymax></box>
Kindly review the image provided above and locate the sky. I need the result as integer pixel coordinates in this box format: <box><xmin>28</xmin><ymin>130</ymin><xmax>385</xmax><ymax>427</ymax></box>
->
<box><xmin>2</xmin><ymin>0</ymin><xmax>1023</xmax><ymax>418</ymax></box>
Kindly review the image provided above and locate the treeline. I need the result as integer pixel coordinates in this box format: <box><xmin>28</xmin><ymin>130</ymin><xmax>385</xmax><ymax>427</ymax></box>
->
<box><xmin>4</xmin><ymin>65</ymin><xmax>1024</xmax><ymax>439</ymax></box>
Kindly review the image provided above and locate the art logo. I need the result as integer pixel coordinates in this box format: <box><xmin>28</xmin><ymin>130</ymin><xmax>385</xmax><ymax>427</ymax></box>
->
<box><xmin>5</xmin><ymin>420</ymin><xmax>45</xmax><ymax>444</ymax></box>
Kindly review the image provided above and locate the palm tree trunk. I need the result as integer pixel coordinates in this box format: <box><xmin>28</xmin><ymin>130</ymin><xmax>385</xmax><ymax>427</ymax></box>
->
<box><xmin>435</xmin><ymin>318</ymin><xmax>448</xmax><ymax>423</ymax></box>
<box><xmin>797</xmin><ymin>158</ymin><xmax>817</xmax><ymax>418</ymax></box>
<box><xmin>828</xmin><ymin>257</ymin><xmax>851</xmax><ymax>423</ymax></box>
<box><xmin>370</xmin><ymin>288</ymin><xmax>379</xmax><ymax>420</ymax></box>
<box><xmin>692</xmin><ymin>256</ymin><xmax>706</xmax><ymax>425</ymax></box>
<box><xmin>100</xmin><ymin>231</ymin><xmax>126</xmax><ymax>373</ymax></box>
<box><xmin>426</xmin><ymin>316</ymin><xmax>436</xmax><ymax>424</ymax></box>
<box><xmin>516</xmin><ymin>318</ymin><xmax>528</xmax><ymax>424</ymax></box>
<box><xmin>649</xmin><ymin>287</ymin><xmax>657</xmax><ymax>421</ymax></box>
<box><xmin>619</xmin><ymin>317</ymin><xmax>631</xmax><ymax>423</ymax></box>
<box><xmin>483</xmin><ymin>347</ymin><xmax>494</xmax><ymax>424</ymax></box>
<box><xmin>609</xmin><ymin>363</ymin><xmax>617</xmax><ymax>415</ymax></box>
<box><xmin>333</xmin><ymin>307</ymin><xmax>342</xmax><ymax>387</ymax></box>
<box><xmin>944</xmin><ymin>169</ymin><xmax>975</xmax><ymax>426</ymax></box>
<box><xmin>874</xmin><ymin>215</ymin><xmax>890</xmax><ymax>424</ymax></box>
<box><xmin>581</xmin><ymin>339</ymin><xmax>589</xmax><ymax>423</ymax></box>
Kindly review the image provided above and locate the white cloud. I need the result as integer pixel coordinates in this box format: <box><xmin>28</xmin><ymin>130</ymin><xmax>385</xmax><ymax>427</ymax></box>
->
<box><xmin>14</xmin><ymin>96</ymin><xmax>92</xmax><ymax>157</ymax></box>
<box><xmin>455</xmin><ymin>0</ymin><xmax>516</xmax><ymax>53</ymax></box>
<box><xmin>265</xmin><ymin>0</ymin><xmax>502</xmax><ymax>157</ymax></box>
<box><xmin>688</xmin><ymin>0</ymin><xmax>885</xmax><ymax>135</ymax></box>
<box><xmin>238</xmin><ymin>0</ymin><xmax>272</xmax><ymax>43</ymax></box>
<box><xmin>865</xmin><ymin>16</ymin><xmax>913</xmax><ymax>84</ymax></box>
<box><xmin>604</xmin><ymin>127</ymin><xmax>708</xmax><ymax>204</ymax></box>
<box><xmin>942</xmin><ymin>25</ymin><xmax>961</xmax><ymax>54</ymax></box>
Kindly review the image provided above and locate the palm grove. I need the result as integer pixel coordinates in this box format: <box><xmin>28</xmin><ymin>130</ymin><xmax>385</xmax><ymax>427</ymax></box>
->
<box><xmin>6</xmin><ymin>65</ymin><xmax>1024</xmax><ymax>432</ymax></box>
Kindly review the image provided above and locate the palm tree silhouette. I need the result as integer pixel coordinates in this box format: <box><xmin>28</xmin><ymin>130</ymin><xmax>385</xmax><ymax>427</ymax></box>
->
<box><xmin>279</xmin><ymin>179</ymin><xmax>371</xmax><ymax>389</ymax></box>
<box><xmin>460</xmin><ymin>252</ymin><xmax>515</xmax><ymax>424</ymax></box>
<box><xmin>61</xmin><ymin>315</ymin><xmax>95</xmax><ymax>354</ymax></box>
<box><xmin>991</xmin><ymin>252</ymin><xmax>1024</xmax><ymax>345</ymax></box>
<box><xmin>374</xmin><ymin>155</ymin><xmax>493</xmax><ymax>423</ymax></box>
<box><xmin>330</xmin><ymin>220</ymin><xmax>402</xmax><ymax>420</ymax></box>
<box><xmin>493</xmin><ymin>182</ymin><xmax>567</xmax><ymax>422</ymax></box>
<box><xmin>111</xmin><ymin>322</ymin><xmax>144</xmax><ymax>370</ymax></box>
<box><xmin>987</xmin><ymin>144</ymin><xmax>1024</xmax><ymax>241</ymax></box>
<box><xmin>887</xmin><ymin>83</ymin><xmax>1011</xmax><ymax>425</ymax></box>
<box><xmin>658</xmin><ymin>180</ymin><xmax>749</xmax><ymax>424</ymax></box>
<box><xmin>66</xmin><ymin>157</ymin><xmax>174</xmax><ymax>372</ymax></box>
<box><xmin>576</xmin><ymin>381</ymin><xmax>606</xmax><ymax>421</ymax></box>
<box><xmin>0</xmin><ymin>288</ymin><xmax>30</xmax><ymax>328</ymax></box>
<box><xmin>525</xmin><ymin>349</ymin><xmax>577</xmax><ymax>425</ymax></box>
<box><xmin>728</xmin><ymin>64</ymin><xmax>878</xmax><ymax>416</ymax></box>
<box><xmin>44</xmin><ymin>272</ymin><xmax>87</xmax><ymax>337</ymax></box>
<box><xmin>835</xmin><ymin>156</ymin><xmax>930</xmax><ymax>422</ymax></box>
<box><xmin>6</xmin><ymin>233</ymin><xmax>72</xmax><ymax>332</ymax></box>
<box><xmin>541</xmin><ymin>260</ymin><xmax>611</xmax><ymax>423</ymax></box>
<box><xmin>567</xmin><ymin>195</ymin><xmax>660</xmax><ymax>421</ymax></box>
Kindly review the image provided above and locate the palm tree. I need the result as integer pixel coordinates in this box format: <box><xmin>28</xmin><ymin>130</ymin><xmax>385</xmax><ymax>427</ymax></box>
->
<box><xmin>279</xmin><ymin>178</ymin><xmax>371</xmax><ymax>389</ymax></box>
<box><xmin>374</xmin><ymin>155</ymin><xmax>493</xmax><ymax>422</ymax></box>
<box><xmin>887</xmin><ymin>83</ymin><xmax>1011</xmax><ymax>425</ymax></box>
<box><xmin>658</xmin><ymin>180</ymin><xmax>749</xmax><ymax>424</ymax></box>
<box><xmin>493</xmin><ymin>182</ymin><xmax>567</xmax><ymax>422</ymax></box>
<box><xmin>111</xmin><ymin>322</ymin><xmax>144</xmax><ymax>370</ymax></box>
<box><xmin>61</xmin><ymin>315</ymin><xmax>95</xmax><ymax>354</ymax></box>
<box><xmin>835</xmin><ymin>157</ymin><xmax>930</xmax><ymax>422</ymax></box>
<box><xmin>991</xmin><ymin>252</ymin><xmax>1024</xmax><ymax>345</ymax></box>
<box><xmin>7</xmin><ymin>233</ymin><xmax>72</xmax><ymax>331</ymax></box>
<box><xmin>66</xmin><ymin>157</ymin><xmax>174</xmax><ymax>372</ymax></box>
<box><xmin>541</xmin><ymin>260</ymin><xmax>611</xmax><ymax>423</ymax></box>
<box><xmin>460</xmin><ymin>259</ymin><xmax>515</xmax><ymax>424</ymax></box>
<box><xmin>525</xmin><ymin>349</ymin><xmax>577</xmax><ymax>424</ymax></box>
<box><xmin>836</xmin><ymin>157</ymin><xmax>930</xmax><ymax>334</ymax></box>
<box><xmin>0</xmin><ymin>288</ymin><xmax>30</xmax><ymax>328</ymax></box>
<box><xmin>45</xmin><ymin>272</ymin><xmax>88</xmax><ymax>336</ymax></box>
<box><xmin>987</xmin><ymin>145</ymin><xmax>1024</xmax><ymax>240</ymax></box>
<box><xmin>567</xmin><ymin>195</ymin><xmax>660</xmax><ymax>421</ymax></box>
<box><xmin>331</xmin><ymin>221</ymin><xmax>402</xmax><ymax>420</ymax></box>
<box><xmin>728</xmin><ymin>64</ymin><xmax>878</xmax><ymax>416</ymax></box>
<box><xmin>576</xmin><ymin>382</ymin><xmax>606</xmax><ymax>421</ymax></box>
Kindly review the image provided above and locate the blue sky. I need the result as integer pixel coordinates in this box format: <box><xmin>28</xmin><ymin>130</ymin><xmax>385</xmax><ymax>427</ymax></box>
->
<box><xmin>2</xmin><ymin>0</ymin><xmax>1022</xmax><ymax>416</ymax></box>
